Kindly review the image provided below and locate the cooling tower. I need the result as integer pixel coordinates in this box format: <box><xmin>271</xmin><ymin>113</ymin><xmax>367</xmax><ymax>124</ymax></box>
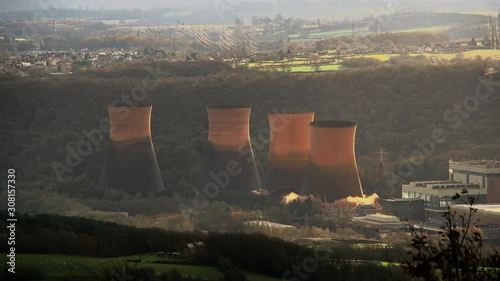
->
<box><xmin>198</xmin><ymin>106</ymin><xmax>261</xmax><ymax>193</ymax></box>
<box><xmin>267</xmin><ymin>112</ymin><xmax>314</xmax><ymax>192</ymax></box>
<box><xmin>99</xmin><ymin>105</ymin><xmax>164</xmax><ymax>192</ymax></box>
<box><xmin>301</xmin><ymin>121</ymin><xmax>363</xmax><ymax>202</ymax></box>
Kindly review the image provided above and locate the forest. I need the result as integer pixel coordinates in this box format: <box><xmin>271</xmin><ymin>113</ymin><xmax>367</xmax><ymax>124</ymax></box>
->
<box><xmin>1</xmin><ymin>58</ymin><xmax>499</xmax><ymax>200</ymax></box>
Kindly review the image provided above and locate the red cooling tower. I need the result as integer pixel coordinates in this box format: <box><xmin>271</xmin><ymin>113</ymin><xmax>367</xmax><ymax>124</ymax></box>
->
<box><xmin>198</xmin><ymin>106</ymin><xmax>261</xmax><ymax>192</ymax></box>
<box><xmin>301</xmin><ymin>121</ymin><xmax>363</xmax><ymax>202</ymax></box>
<box><xmin>99</xmin><ymin>105</ymin><xmax>164</xmax><ymax>192</ymax></box>
<box><xmin>267</xmin><ymin>113</ymin><xmax>314</xmax><ymax>192</ymax></box>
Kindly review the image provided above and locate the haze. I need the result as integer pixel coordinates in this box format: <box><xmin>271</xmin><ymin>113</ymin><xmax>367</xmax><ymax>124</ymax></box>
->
<box><xmin>0</xmin><ymin>0</ymin><xmax>495</xmax><ymax>15</ymax></box>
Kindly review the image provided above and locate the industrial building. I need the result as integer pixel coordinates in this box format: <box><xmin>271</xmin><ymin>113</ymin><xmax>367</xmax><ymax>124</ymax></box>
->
<box><xmin>355</xmin><ymin>204</ymin><xmax>377</xmax><ymax>216</ymax></box>
<box><xmin>380</xmin><ymin>198</ymin><xmax>426</xmax><ymax>221</ymax></box>
<box><xmin>451</xmin><ymin>204</ymin><xmax>500</xmax><ymax>238</ymax></box>
<box><xmin>352</xmin><ymin>213</ymin><xmax>406</xmax><ymax>231</ymax></box>
<box><xmin>451</xmin><ymin>204</ymin><xmax>500</xmax><ymax>232</ymax></box>
<box><xmin>301</xmin><ymin>121</ymin><xmax>364</xmax><ymax>202</ymax></box>
<box><xmin>452</xmin><ymin>204</ymin><xmax>500</xmax><ymax>227</ymax></box>
<box><xmin>243</xmin><ymin>220</ymin><xmax>296</xmax><ymax>237</ymax></box>
<box><xmin>267</xmin><ymin>112</ymin><xmax>314</xmax><ymax>192</ymax></box>
<box><xmin>198</xmin><ymin>106</ymin><xmax>261</xmax><ymax>193</ymax></box>
<box><xmin>99</xmin><ymin>105</ymin><xmax>164</xmax><ymax>192</ymax></box>
<box><xmin>449</xmin><ymin>160</ymin><xmax>500</xmax><ymax>203</ymax></box>
<box><xmin>402</xmin><ymin>181</ymin><xmax>486</xmax><ymax>219</ymax></box>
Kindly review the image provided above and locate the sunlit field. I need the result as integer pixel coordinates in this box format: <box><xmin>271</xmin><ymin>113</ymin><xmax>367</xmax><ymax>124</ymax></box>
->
<box><xmin>358</xmin><ymin>49</ymin><xmax>500</xmax><ymax>61</ymax></box>
<box><xmin>287</xmin><ymin>24</ymin><xmax>449</xmax><ymax>41</ymax></box>
<box><xmin>394</xmin><ymin>25</ymin><xmax>451</xmax><ymax>33</ymax></box>
<box><xmin>286</xmin><ymin>64</ymin><xmax>347</xmax><ymax>72</ymax></box>
<box><xmin>243</xmin><ymin>49</ymin><xmax>500</xmax><ymax>73</ymax></box>
<box><xmin>463</xmin><ymin>10</ymin><xmax>499</xmax><ymax>16</ymax></box>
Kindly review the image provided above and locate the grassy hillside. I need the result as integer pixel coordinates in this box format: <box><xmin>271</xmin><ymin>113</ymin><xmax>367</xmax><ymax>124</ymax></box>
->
<box><xmin>0</xmin><ymin>253</ymin><xmax>280</xmax><ymax>281</ymax></box>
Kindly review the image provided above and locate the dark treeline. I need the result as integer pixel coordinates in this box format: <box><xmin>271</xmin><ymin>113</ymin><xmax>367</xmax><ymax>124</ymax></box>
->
<box><xmin>80</xmin><ymin>61</ymin><xmax>240</xmax><ymax>79</ymax></box>
<box><xmin>1</xmin><ymin>60</ymin><xmax>500</xmax><ymax>198</ymax></box>
<box><xmin>0</xmin><ymin>211</ymin><xmax>409</xmax><ymax>280</ymax></box>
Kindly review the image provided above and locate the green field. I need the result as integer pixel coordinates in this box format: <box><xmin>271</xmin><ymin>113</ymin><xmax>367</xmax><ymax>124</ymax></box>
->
<box><xmin>463</xmin><ymin>10</ymin><xmax>499</xmax><ymax>16</ymax></box>
<box><xmin>0</xmin><ymin>253</ymin><xmax>280</xmax><ymax>281</ymax></box>
<box><xmin>124</xmin><ymin>253</ymin><xmax>188</xmax><ymax>263</ymax></box>
<box><xmin>244</xmin><ymin>49</ymin><xmax>500</xmax><ymax>73</ymax></box>
<box><xmin>248</xmin><ymin>58</ymin><xmax>313</xmax><ymax>67</ymax></box>
<box><xmin>163</xmin><ymin>11</ymin><xmax>193</xmax><ymax>17</ymax></box>
<box><xmin>393</xmin><ymin>25</ymin><xmax>451</xmax><ymax>33</ymax></box>
<box><xmin>289</xmin><ymin>27</ymin><xmax>370</xmax><ymax>40</ymax></box>
<box><xmin>287</xmin><ymin>22</ymin><xmax>450</xmax><ymax>41</ymax></box>
<box><xmin>254</xmin><ymin>63</ymin><xmax>346</xmax><ymax>72</ymax></box>
<box><xmin>353</xmin><ymin>49</ymin><xmax>500</xmax><ymax>61</ymax></box>
<box><xmin>287</xmin><ymin>64</ymin><xmax>346</xmax><ymax>72</ymax></box>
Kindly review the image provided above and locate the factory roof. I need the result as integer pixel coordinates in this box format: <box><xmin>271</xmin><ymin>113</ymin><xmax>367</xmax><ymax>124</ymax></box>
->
<box><xmin>404</xmin><ymin>181</ymin><xmax>479</xmax><ymax>189</ymax></box>
<box><xmin>454</xmin><ymin>204</ymin><xmax>500</xmax><ymax>213</ymax></box>
<box><xmin>382</xmin><ymin>198</ymin><xmax>424</xmax><ymax>202</ymax></box>
<box><xmin>243</xmin><ymin>220</ymin><xmax>295</xmax><ymax>229</ymax></box>
<box><xmin>449</xmin><ymin>160</ymin><xmax>500</xmax><ymax>168</ymax></box>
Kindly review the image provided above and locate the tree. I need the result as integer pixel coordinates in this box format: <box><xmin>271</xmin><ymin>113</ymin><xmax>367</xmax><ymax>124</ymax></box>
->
<box><xmin>275</xmin><ymin>13</ymin><xmax>283</xmax><ymax>24</ymax></box>
<box><xmin>315</xmin><ymin>40</ymin><xmax>328</xmax><ymax>51</ymax></box>
<box><xmin>403</xmin><ymin>189</ymin><xmax>500</xmax><ymax>281</ymax></box>
<box><xmin>292</xmin><ymin>19</ymin><xmax>305</xmax><ymax>31</ymax></box>
<box><xmin>309</xmin><ymin>54</ymin><xmax>321</xmax><ymax>64</ymax></box>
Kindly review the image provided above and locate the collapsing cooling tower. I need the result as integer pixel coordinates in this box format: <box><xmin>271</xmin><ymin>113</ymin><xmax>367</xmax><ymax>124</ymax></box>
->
<box><xmin>198</xmin><ymin>106</ymin><xmax>261</xmax><ymax>192</ymax></box>
<box><xmin>301</xmin><ymin>121</ymin><xmax>363</xmax><ymax>202</ymax></box>
<box><xmin>99</xmin><ymin>105</ymin><xmax>164</xmax><ymax>192</ymax></box>
<box><xmin>267</xmin><ymin>113</ymin><xmax>314</xmax><ymax>192</ymax></box>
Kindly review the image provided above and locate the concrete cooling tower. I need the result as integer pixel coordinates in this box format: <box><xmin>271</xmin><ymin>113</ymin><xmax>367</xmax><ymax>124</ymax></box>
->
<box><xmin>301</xmin><ymin>121</ymin><xmax>363</xmax><ymax>202</ymax></box>
<box><xmin>198</xmin><ymin>106</ymin><xmax>261</xmax><ymax>193</ymax></box>
<box><xmin>267</xmin><ymin>112</ymin><xmax>314</xmax><ymax>192</ymax></box>
<box><xmin>99</xmin><ymin>105</ymin><xmax>164</xmax><ymax>192</ymax></box>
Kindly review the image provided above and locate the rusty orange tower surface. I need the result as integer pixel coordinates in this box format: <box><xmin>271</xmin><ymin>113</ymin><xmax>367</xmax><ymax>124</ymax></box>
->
<box><xmin>301</xmin><ymin>121</ymin><xmax>363</xmax><ymax>202</ymax></box>
<box><xmin>198</xmin><ymin>106</ymin><xmax>261</xmax><ymax>192</ymax></box>
<box><xmin>267</xmin><ymin>112</ymin><xmax>314</xmax><ymax>192</ymax></box>
<box><xmin>99</xmin><ymin>105</ymin><xmax>164</xmax><ymax>192</ymax></box>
